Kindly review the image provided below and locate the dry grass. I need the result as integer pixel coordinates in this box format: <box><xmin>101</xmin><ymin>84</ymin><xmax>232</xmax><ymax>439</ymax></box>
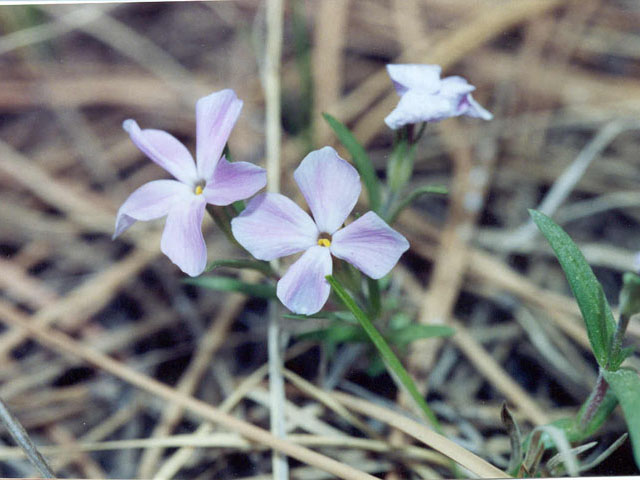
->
<box><xmin>0</xmin><ymin>0</ymin><xmax>639</xmax><ymax>478</ymax></box>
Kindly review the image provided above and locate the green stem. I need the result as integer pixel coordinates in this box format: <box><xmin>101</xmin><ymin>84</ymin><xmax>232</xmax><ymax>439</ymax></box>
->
<box><xmin>579</xmin><ymin>369</ymin><xmax>610</xmax><ymax>429</ymax></box>
<box><xmin>607</xmin><ymin>313</ymin><xmax>631</xmax><ymax>369</ymax></box>
<box><xmin>326</xmin><ymin>274</ymin><xmax>442</xmax><ymax>433</ymax></box>
<box><xmin>386</xmin><ymin>184</ymin><xmax>448</xmax><ymax>224</ymax></box>
<box><xmin>206</xmin><ymin>205</ymin><xmax>242</xmax><ymax>251</ymax></box>
<box><xmin>366</xmin><ymin>277</ymin><xmax>380</xmax><ymax>319</ymax></box>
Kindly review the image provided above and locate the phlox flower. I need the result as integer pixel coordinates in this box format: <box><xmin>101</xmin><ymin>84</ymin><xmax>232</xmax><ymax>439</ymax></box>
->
<box><xmin>231</xmin><ymin>146</ymin><xmax>409</xmax><ymax>315</ymax></box>
<box><xmin>113</xmin><ymin>89</ymin><xmax>267</xmax><ymax>277</ymax></box>
<box><xmin>384</xmin><ymin>63</ymin><xmax>493</xmax><ymax>130</ymax></box>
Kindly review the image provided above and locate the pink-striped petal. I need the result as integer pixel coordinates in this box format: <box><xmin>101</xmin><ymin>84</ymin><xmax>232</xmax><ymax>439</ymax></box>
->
<box><xmin>160</xmin><ymin>195</ymin><xmax>208</xmax><ymax>277</ymax></box>
<box><xmin>203</xmin><ymin>157</ymin><xmax>266</xmax><ymax>206</ymax></box>
<box><xmin>231</xmin><ymin>193</ymin><xmax>318</xmax><ymax>261</ymax></box>
<box><xmin>294</xmin><ymin>146</ymin><xmax>361</xmax><ymax>234</ymax></box>
<box><xmin>113</xmin><ymin>179</ymin><xmax>192</xmax><ymax>239</ymax></box>
<box><xmin>331</xmin><ymin>211</ymin><xmax>409</xmax><ymax>279</ymax></box>
<box><xmin>123</xmin><ymin>120</ymin><xmax>197</xmax><ymax>185</ymax></box>
<box><xmin>277</xmin><ymin>246</ymin><xmax>333</xmax><ymax>315</ymax></box>
<box><xmin>457</xmin><ymin>94</ymin><xmax>493</xmax><ymax>120</ymax></box>
<box><xmin>195</xmin><ymin>89</ymin><xmax>243</xmax><ymax>182</ymax></box>
<box><xmin>387</xmin><ymin>64</ymin><xmax>442</xmax><ymax>95</ymax></box>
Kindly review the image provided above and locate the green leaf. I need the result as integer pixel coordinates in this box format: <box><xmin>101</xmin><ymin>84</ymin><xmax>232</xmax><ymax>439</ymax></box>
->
<box><xmin>620</xmin><ymin>272</ymin><xmax>640</xmax><ymax>318</ymax></box>
<box><xmin>386</xmin><ymin>139</ymin><xmax>414</xmax><ymax>193</ymax></box>
<box><xmin>185</xmin><ymin>276</ymin><xmax>276</xmax><ymax>299</ymax></box>
<box><xmin>326</xmin><ymin>274</ymin><xmax>442</xmax><ymax>432</ymax></box>
<box><xmin>205</xmin><ymin>259</ymin><xmax>274</xmax><ymax>277</ymax></box>
<box><xmin>388</xmin><ymin>324</ymin><xmax>455</xmax><ymax>346</ymax></box>
<box><xmin>501</xmin><ymin>403</ymin><xmax>523</xmax><ymax>475</ymax></box>
<box><xmin>387</xmin><ymin>184</ymin><xmax>447</xmax><ymax>224</ymax></box>
<box><xmin>529</xmin><ymin>210</ymin><xmax>616</xmax><ymax>367</ymax></box>
<box><xmin>603</xmin><ymin>368</ymin><xmax>640</xmax><ymax>468</ymax></box>
<box><xmin>283</xmin><ymin>311</ymin><xmax>356</xmax><ymax>322</ymax></box>
<box><xmin>298</xmin><ymin>323</ymin><xmax>367</xmax><ymax>344</ymax></box>
<box><xmin>322</xmin><ymin>113</ymin><xmax>381</xmax><ymax>212</ymax></box>
<box><xmin>610</xmin><ymin>346</ymin><xmax>635</xmax><ymax>371</ymax></box>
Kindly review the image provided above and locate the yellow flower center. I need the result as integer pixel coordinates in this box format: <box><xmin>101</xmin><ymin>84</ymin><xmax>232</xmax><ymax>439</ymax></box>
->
<box><xmin>194</xmin><ymin>185</ymin><xmax>204</xmax><ymax>195</ymax></box>
<box><xmin>317</xmin><ymin>238</ymin><xmax>331</xmax><ymax>247</ymax></box>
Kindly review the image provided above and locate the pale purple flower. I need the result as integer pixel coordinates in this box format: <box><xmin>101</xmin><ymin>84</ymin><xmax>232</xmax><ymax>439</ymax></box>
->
<box><xmin>113</xmin><ymin>89</ymin><xmax>267</xmax><ymax>277</ymax></box>
<box><xmin>384</xmin><ymin>64</ymin><xmax>493</xmax><ymax>130</ymax></box>
<box><xmin>231</xmin><ymin>146</ymin><xmax>409</xmax><ymax>315</ymax></box>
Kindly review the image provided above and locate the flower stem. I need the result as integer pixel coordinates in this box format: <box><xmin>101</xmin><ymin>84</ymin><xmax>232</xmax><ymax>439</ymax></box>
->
<box><xmin>579</xmin><ymin>370</ymin><xmax>609</xmax><ymax>429</ymax></box>
<box><xmin>326</xmin><ymin>275</ymin><xmax>443</xmax><ymax>433</ymax></box>
<box><xmin>206</xmin><ymin>205</ymin><xmax>242</xmax><ymax>251</ymax></box>
<box><xmin>366</xmin><ymin>277</ymin><xmax>380</xmax><ymax>319</ymax></box>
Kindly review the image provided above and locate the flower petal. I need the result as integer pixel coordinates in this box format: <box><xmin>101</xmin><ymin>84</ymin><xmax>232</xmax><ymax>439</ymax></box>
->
<box><xmin>386</xmin><ymin>64</ymin><xmax>442</xmax><ymax>95</ymax></box>
<box><xmin>196</xmin><ymin>89</ymin><xmax>243</xmax><ymax>182</ymax></box>
<box><xmin>277</xmin><ymin>246</ymin><xmax>333</xmax><ymax>315</ymax></box>
<box><xmin>384</xmin><ymin>90</ymin><xmax>456</xmax><ymax>129</ymax></box>
<box><xmin>294</xmin><ymin>146</ymin><xmax>361</xmax><ymax>234</ymax></box>
<box><xmin>231</xmin><ymin>193</ymin><xmax>318</xmax><ymax>260</ymax></box>
<box><xmin>160</xmin><ymin>195</ymin><xmax>208</xmax><ymax>277</ymax></box>
<box><xmin>331</xmin><ymin>211</ymin><xmax>409</xmax><ymax>279</ymax></box>
<box><xmin>439</xmin><ymin>75</ymin><xmax>476</xmax><ymax>97</ymax></box>
<box><xmin>203</xmin><ymin>156</ymin><xmax>266</xmax><ymax>205</ymax></box>
<box><xmin>123</xmin><ymin>119</ymin><xmax>197</xmax><ymax>185</ymax></box>
<box><xmin>457</xmin><ymin>94</ymin><xmax>493</xmax><ymax>120</ymax></box>
<box><xmin>113</xmin><ymin>179</ymin><xmax>192</xmax><ymax>239</ymax></box>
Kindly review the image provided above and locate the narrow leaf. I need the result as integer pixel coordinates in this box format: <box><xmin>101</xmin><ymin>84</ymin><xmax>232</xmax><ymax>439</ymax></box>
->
<box><xmin>529</xmin><ymin>210</ymin><xmax>616</xmax><ymax>367</ymax></box>
<box><xmin>185</xmin><ymin>276</ymin><xmax>276</xmax><ymax>299</ymax></box>
<box><xmin>322</xmin><ymin>113</ymin><xmax>381</xmax><ymax>212</ymax></box>
<box><xmin>284</xmin><ymin>311</ymin><xmax>356</xmax><ymax>322</ymax></box>
<box><xmin>578</xmin><ymin>433</ymin><xmax>628</xmax><ymax>473</ymax></box>
<box><xmin>205</xmin><ymin>259</ymin><xmax>274</xmax><ymax>277</ymax></box>
<box><xmin>298</xmin><ymin>324</ymin><xmax>367</xmax><ymax>344</ymax></box>
<box><xmin>326</xmin><ymin>274</ymin><xmax>442</xmax><ymax>432</ymax></box>
<box><xmin>387</xmin><ymin>184</ymin><xmax>447</xmax><ymax>224</ymax></box>
<box><xmin>603</xmin><ymin>368</ymin><xmax>640</xmax><ymax>468</ymax></box>
<box><xmin>501</xmin><ymin>403</ymin><xmax>523</xmax><ymax>475</ymax></box>
<box><xmin>388</xmin><ymin>324</ymin><xmax>455</xmax><ymax>346</ymax></box>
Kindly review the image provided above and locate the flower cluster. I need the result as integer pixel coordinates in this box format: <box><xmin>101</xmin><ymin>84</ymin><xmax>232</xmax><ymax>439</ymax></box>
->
<box><xmin>115</xmin><ymin>63</ymin><xmax>490</xmax><ymax>313</ymax></box>
<box><xmin>384</xmin><ymin>63</ymin><xmax>492</xmax><ymax>129</ymax></box>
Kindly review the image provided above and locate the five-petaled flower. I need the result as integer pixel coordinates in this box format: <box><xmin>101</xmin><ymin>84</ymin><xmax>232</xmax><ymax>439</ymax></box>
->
<box><xmin>231</xmin><ymin>146</ymin><xmax>409</xmax><ymax>315</ymax></box>
<box><xmin>384</xmin><ymin>64</ymin><xmax>493</xmax><ymax>130</ymax></box>
<box><xmin>113</xmin><ymin>89</ymin><xmax>267</xmax><ymax>277</ymax></box>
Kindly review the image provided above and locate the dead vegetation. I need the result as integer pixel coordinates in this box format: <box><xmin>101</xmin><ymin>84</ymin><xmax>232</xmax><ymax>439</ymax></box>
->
<box><xmin>0</xmin><ymin>0</ymin><xmax>639</xmax><ymax>478</ymax></box>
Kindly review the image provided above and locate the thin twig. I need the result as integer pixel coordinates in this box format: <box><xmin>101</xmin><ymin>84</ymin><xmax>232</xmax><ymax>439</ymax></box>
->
<box><xmin>0</xmin><ymin>302</ymin><xmax>377</xmax><ymax>480</ymax></box>
<box><xmin>0</xmin><ymin>396</ymin><xmax>56</xmax><ymax>478</ymax></box>
<box><xmin>263</xmin><ymin>0</ymin><xmax>287</xmax><ymax>478</ymax></box>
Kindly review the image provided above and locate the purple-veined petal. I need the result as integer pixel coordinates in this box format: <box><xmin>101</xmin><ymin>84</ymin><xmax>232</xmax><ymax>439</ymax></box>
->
<box><xmin>231</xmin><ymin>193</ymin><xmax>318</xmax><ymax>261</ymax></box>
<box><xmin>160</xmin><ymin>195</ymin><xmax>208</xmax><ymax>277</ymax></box>
<box><xmin>331</xmin><ymin>211</ymin><xmax>409</xmax><ymax>279</ymax></box>
<box><xmin>277</xmin><ymin>246</ymin><xmax>333</xmax><ymax>315</ymax></box>
<box><xmin>457</xmin><ymin>94</ymin><xmax>493</xmax><ymax>120</ymax></box>
<box><xmin>439</xmin><ymin>75</ymin><xmax>476</xmax><ymax>97</ymax></box>
<box><xmin>384</xmin><ymin>90</ymin><xmax>456</xmax><ymax>129</ymax></box>
<box><xmin>113</xmin><ymin>179</ymin><xmax>192</xmax><ymax>239</ymax></box>
<box><xmin>386</xmin><ymin>64</ymin><xmax>442</xmax><ymax>95</ymax></box>
<box><xmin>195</xmin><ymin>89</ymin><xmax>243</xmax><ymax>182</ymax></box>
<box><xmin>203</xmin><ymin>156</ymin><xmax>266</xmax><ymax>206</ymax></box>
<box><xmin>123</xmin><ymin>119</ymin><xmax>197</xmax><ymax>185</ymax></box>
<box><xmin>294</xmin><ymin>146</ymin><xmax>361</xmax><ymax>234</ymax></box>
